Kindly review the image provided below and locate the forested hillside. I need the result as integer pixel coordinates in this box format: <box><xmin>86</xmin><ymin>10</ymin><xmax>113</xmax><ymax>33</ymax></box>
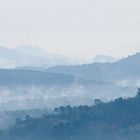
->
<box><xmin>1</xmin><ymin>89</ymin><xmax>140</xmax><ymax>140</ymax></box>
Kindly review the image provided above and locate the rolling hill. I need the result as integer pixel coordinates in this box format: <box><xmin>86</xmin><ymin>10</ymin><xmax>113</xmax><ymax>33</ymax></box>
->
<box><xmin>0</xmin><ymin>69</ymin><xmax>76</xmax><ymax>86</ymax></box>
<box><xmin>93</xmin><ymin>55</ymin><xmax>117</xmax><ymax>63</ymax></box>
<box><xmin>47</xmin><ymin>53</ymin><xmax>140</xmax><ymax>84</ymax></box>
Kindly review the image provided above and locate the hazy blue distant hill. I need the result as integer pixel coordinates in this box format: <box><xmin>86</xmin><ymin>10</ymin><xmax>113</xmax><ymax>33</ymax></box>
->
<box><xmin>14</xmin><ymin>45</ymin><xmax>84</xmax><ymax>68</ymax></box>
<box><xmin>0</xmin><ymin>45</ymin><xmax>82</xmax><ymax>68</ymax></box>
<box><xmin>0</xmin><ymin>69</ymin><xmax>75</xmax><ymax>86</ymax></box>
<box><xmin>0</xmin><ymin>46</ymin><xmax>21</xmax><ymax>59</ymax></box>
<box><xmin>0</xmin><ymin>46</ymin><xmax>51</xmax><ymax>68</ymax></box>
<box><xmin>0</xmin><ymin>46</ymin><xmax>23</xmax><ymax>67</ymax></box>
<box><xmin>0</xmin><ymin>45</ymin><xmax>71</xmax><ymax>68</ymax></box>
<box><xmin>47</xmin><ymin>53</ymin><xmax>140</xmax><ymax>82</ymax></box>
<box><xmin>93</xmin><ymin>55</ymin><xmax>117</xmax><ymax>63</ymax></box>
<box><xmin>15</xmin><ymin>45</ymin><xmax>50</xmax><ymax>57</ymax></box>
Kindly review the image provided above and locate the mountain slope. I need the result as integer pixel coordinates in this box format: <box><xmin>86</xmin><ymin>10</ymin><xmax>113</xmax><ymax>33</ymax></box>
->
<box><xmin>93</xmin><ymin>55</ymin><xmax>117</xmax><ymax>63</ymax></box>
<box><xmin>15</xmin><ymin>45</ymin><xmax>49</xmax><ymax>57</ymax></box>
<box><xmin>1</xmin><ymin>90</ymin><xmax>140</xmax><ymax>140</ymax></box>
<box><xmin>15</xmin><ymin>45</ymin><xmax>76</xmax><ymax>66</ymax></box>
<box><xmin>47</xmin><ymin>53</ymin><xmax>140</xmax><ymax>82</ymax></box>
<box><xmin>0</xmin><ymin>46</ymin><xmax>51</xmax><ymax>68</ymax></box>
<box><xmin>0</xmin><ymin>46</ymin><xmax>23</xmax><ymax>66</ymax></box>
<box><xmin>0</xmin><ymin>45</ymin><xmax>79</xmax><ymax>68</ymax></box>
<box><xmin>0</xmin><ymin>69</ymin><xmax>75</xmax><ymax>86</ymax></box>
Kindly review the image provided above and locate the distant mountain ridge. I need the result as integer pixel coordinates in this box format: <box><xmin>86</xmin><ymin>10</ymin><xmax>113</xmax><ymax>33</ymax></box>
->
<box><xmin>0</xmin><ymin>69</ymin><xmax>76</xmax><ymax>86</ymax></box>
<box><xmin>0</xmin><ymin>54</ymin><xmax>138</xmax><ymax>111</ymax></box>
<box><xmin>0</xmin><ymin>45</ymin><xmax>71</xmax><ymax>68</ymax></box>
<box><xmin>47</xmin><ymin>53</ymin><xmax>140</xmax><ymax>83</ymax></box>
<box><xmin>0</xmin><ymin>46</ymin><xmax>51</xmax><ymax>68</ymax></box>
<box><xmin>93</xmin><ymin>55</ymin><xmax>117</xmax><ymax>63</ymax></box>
<box><xmin>15</xmin><ymin>45</ymin><xmax>49</xmax><ymax>57</ymax></box>
<box><xmin>0</xmin><ymin>45</ymin><xmax>88</xmax><ymax>68</ymax></box>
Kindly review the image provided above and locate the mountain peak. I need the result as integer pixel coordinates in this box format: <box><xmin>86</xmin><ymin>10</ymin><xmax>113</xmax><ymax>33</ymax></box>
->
<box><xmin>15</xmin><ymin>45</ymin><xmax>48</xmax><ymax>57</ymax></box>
<box><xmin>93</xmin><ymin>55</ymin><xmax>117</xmax><ymax>63</ymax></box>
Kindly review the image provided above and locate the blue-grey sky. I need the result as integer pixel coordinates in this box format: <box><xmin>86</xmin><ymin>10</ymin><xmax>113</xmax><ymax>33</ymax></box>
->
<box><xmin>0</xmin><ymin>0</ymin><xmax>140</xmax><ymax>60</ymax></box>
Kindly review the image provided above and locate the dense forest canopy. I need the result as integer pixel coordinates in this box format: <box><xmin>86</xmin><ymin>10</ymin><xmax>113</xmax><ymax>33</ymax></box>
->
<box><xmin>1</xmin><ymin>89</ymin><xmax>140</xmax><ymax>140</ymax></box>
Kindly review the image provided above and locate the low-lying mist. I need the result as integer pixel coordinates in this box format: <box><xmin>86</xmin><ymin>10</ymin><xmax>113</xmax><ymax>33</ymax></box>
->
<box><xmin>0</xmin><ymin>83</ymin><xmax>137</xmax><ymax>111</ymax></box>
<box><xmin>0</xmin><ymin>82</ymin><xmax>137</xmax><ymax>129</ymax></box>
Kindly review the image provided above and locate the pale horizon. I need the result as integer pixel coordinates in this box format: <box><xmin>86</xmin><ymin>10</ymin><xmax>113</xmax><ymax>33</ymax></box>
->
<box><xmin>1</xmin><ymin>0</ymin><xmax>140</xmax><ymax>61</ymax></box>
<box><xmin>1</xmin><ymin>44</ymin><xmax>140</xmax><ymax>62</ymax></box>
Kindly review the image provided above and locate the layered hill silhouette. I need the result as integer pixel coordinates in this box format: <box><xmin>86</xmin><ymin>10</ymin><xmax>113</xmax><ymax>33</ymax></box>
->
<box><xmin>1</xmin><ymin>89</ymin><xmax>140</xmax><ymax>140</ymax></box>
<box><xmin>0</xmin><ymin>45</ymin><xmax>87</xmax><ymax>68</ymax></box>
<box><xmin>47</xmin><ymin>53</ymin><xmax>140</xmax><ymax>84</ymax></box>
<box><xmin>0</xmin><ymin>45</ymin><xmax>73</xmax><ymax>68</ymax></box>
<box><xmin>93</xmin><ymin>55</ymin><xmax>117</xmax><ymax>63</ymax></box>
<box><xmin>0</xmin><ymin>69</ymin><xmax>76</xmax><ymax>86</ymax></box>
<box><xmin>0</xmin><ymin>46</ymin><xmax>51</xmax><ymax>68</ymax></box>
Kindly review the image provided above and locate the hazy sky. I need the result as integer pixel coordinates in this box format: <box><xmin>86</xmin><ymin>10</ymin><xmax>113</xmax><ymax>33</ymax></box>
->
<box><xmin>0</xmin><ymin>0</ymin><xmax>140</xmax><ymax>60</ymax></box>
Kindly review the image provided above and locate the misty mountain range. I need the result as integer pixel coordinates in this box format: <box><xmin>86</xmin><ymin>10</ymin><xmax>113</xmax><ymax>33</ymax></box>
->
<box><xmin>0</xmin><ymin>51</ymin><xmax>139</xmax><ymax>129</ymax></box>
<box><xmin>0</xmin><ymin>69</ymin><xmax>75</xmax><ymax>86</ymax></box>
<box><xmin>0</xmin><ymin>45</ymin><xmax>77</xmax><ymax>68</ymax></box>
<box><xmin>0</xmin><ymin>52</ymin><xmax>138</xmax><ymax>111</ymax></box>
<box><xmin>47</xmin><ymin>52</ymin><xmax>140</xmax><ymax>86</ymax></box>
<box><xmin>92</xmin><ymin>55</ymin><xmax>117</xmax><ymax>63</ymax></box>
<box><xmin>0</xmin><ymin>52</ymin><xmax>139</xmax><ymax>88</ymax></box>
<box><xmin>0</xmin><ymin>49</ymin><xmax>139</xmax><ymax>111</ymax></box>
<box><xmin>0</xmin><ymin>45</ymin><xmax>119</xmax><ymax>68</ymax></box>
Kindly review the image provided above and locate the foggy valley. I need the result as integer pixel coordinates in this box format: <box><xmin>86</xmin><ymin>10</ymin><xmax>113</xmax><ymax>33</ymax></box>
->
<box><xmin>1</xmin><ymin>0</ymin><xmax>140</xmax><ymax>139</ymax></box>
